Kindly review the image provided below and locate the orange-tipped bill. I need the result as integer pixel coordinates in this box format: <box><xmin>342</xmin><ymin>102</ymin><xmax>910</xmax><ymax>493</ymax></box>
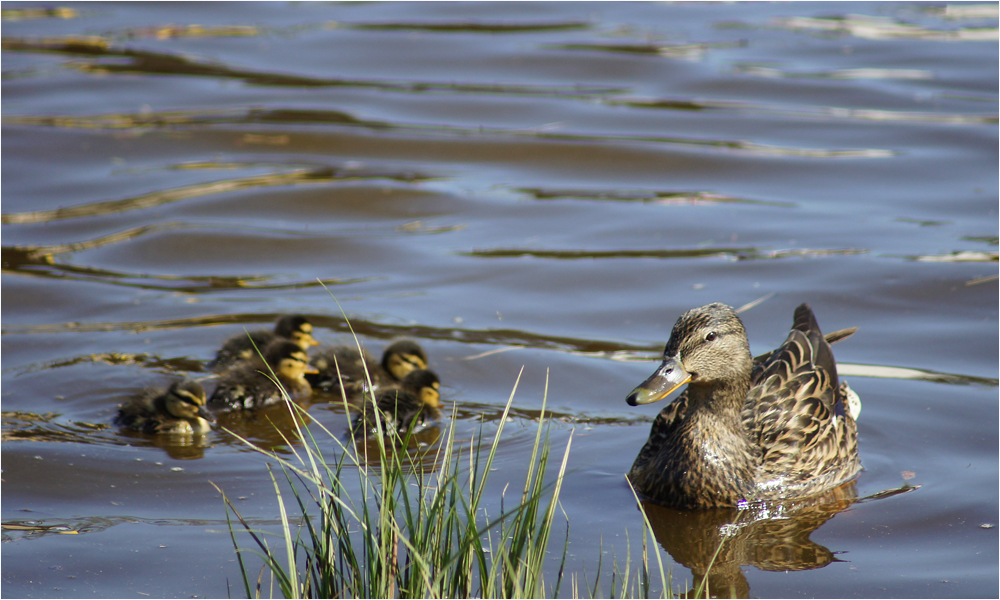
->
<box><xmin>626</xmin><ymin>356</ymin><xmax>691</xmax><ymax>406</ymax></box>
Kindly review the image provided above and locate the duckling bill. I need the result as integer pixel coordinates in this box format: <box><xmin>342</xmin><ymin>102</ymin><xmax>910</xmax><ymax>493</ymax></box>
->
<box><xmin>115</xmin><ymin>379</ymin><xmax>214</xmax><ymax>435</ymax></box>
<box><xmin>626</xmin><ymin>303</ymin><xmax>861</xmax><ymax>509</ymax></box>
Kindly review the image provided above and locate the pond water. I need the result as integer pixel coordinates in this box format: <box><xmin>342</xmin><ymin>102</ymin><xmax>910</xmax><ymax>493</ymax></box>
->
<box><xmin>2</xmin><ymin>2</ymin><xmax>997</xmax><ymax>598</ymax></box>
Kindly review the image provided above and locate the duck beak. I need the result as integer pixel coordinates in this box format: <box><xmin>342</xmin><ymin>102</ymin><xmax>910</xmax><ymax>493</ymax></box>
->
<box><xmin>198</xmin><ymin>405</ymin><xmax>216</xmax><ymax>423</ymax></box>
<box><xmin>304</xmin><ymin>364</ymin><xmax>320</xmax><ymax>375</ymax></box>
<box><xmin>626</xmin><ymin>355</ymin><xmax>691</xmax><ymax>406</ymax></box>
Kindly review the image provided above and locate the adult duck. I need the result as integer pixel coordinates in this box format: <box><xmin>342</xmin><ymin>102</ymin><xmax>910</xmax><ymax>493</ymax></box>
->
<box><xmin>626</xmin><ymin>303</ymin><xmax>861</xmax><ymax>509</ymax></box>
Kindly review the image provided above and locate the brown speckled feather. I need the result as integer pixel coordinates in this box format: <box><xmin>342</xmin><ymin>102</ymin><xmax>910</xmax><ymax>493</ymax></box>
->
<box><xmin>627</xmin><ymin>303</ymin><xmax>861</xmax><ymax>509</ymax></box>
<box><xmin>308</xmin><ymin>345</ymin><xmax>381</xmax><ymax>396</ymax></box>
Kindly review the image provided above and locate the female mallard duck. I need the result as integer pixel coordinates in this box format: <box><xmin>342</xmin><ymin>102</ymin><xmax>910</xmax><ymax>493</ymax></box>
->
<box><xmin>352</xmin><ymin>369</ymin><xmax>441</xmax><ymax>436</ymax></box>
<box><xmin>209</xmin><ymin>315</ymin><xmax>319</xmax><ymax>371</ymax></box>
<box><xmin>208</xmin><ymin>340</ymin><xmax>319</xmax><ymax>411</ymax></box>
<box><xmin>308</xmin><ymin>339</ymin><xmax>428</xmax><ymax>397</ymax></box>
<box><xmin>626</xmin><ymin>303</ymin><xmax>861</xmax><ymax>509</ymax></box>
<box><xmin>115</xmin><ymin>379</ymin><xmax>215</xmax><ymax>435</ymax></box>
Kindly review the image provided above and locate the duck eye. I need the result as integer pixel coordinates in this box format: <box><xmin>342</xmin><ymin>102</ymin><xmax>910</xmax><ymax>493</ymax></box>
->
<box><xmin>705</xmin><ymin>332</ymin><xmax>717</xmax><ymax>342</ymax></box>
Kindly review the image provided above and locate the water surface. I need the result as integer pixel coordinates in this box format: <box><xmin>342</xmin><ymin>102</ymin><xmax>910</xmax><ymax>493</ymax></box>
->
<box><xmin>2</xmin><ymin>2</ymin><xmax>998</xmax><ymax>598</ymax></box>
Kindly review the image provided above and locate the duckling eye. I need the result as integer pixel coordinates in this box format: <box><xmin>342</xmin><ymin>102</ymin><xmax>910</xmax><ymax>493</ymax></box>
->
<box><xmin>705</xmin><ymin>332</ymin><xmax>717</xmax><ymax>342</ymax></box>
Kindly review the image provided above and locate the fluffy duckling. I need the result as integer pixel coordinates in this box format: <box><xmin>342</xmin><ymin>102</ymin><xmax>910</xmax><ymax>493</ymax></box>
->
<box><xmin>352</xmin><ymin>369</ymin><xmax>441</xmax><ymax>436</ymax></box>
<box><xmin>626</xmin><ymin>303</ymin><xmax>860</xmax><ymax>509</ymax></box>
<box><xmin>209</xmin><ymin>315</ymin><xmax>319</xmax><ymax>372</ymax></box>
<box><xmin>309</xmin><ymin>339</ymin><xmax>428</xmax><ymax>397</ymax></box>
<box><xmin>208</xmin><ymin>340</ymin><xmax>319</xmax><ymax>411</ymax></box>
<box><xmin>115</xmin><ymin>379</ymin><xmax>214</xmax><ymax>435</ymax></box>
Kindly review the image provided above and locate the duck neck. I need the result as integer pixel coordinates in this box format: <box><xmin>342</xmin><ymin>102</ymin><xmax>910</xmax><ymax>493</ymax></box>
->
<box><xmin>683</xmin><ymin>372</ymin><xmax>757</xmax><ymax>498</ymax></box>
<box><xmin>277</xmin><ymin>371</ymin><xmax>309</xmax><ymax>395</ymax></box>
<box><xmin>686</xmin><ymin>371</ymin><xmax>751</xmax><ymax>421</ymax></box>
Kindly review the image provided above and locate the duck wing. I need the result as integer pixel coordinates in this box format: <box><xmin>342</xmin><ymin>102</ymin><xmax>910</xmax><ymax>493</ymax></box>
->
<box><xmin>752</xmin><ymin>325</ymin><xmax>857</xmax><ymax>378</ymax></box>
<box><xmin>209</xmin><ymin>329</ymin><xmax>273</xmax><ymax>371</ymax></box>
<box><xmin>353</xmin><ymin>387</ymin><xmax>426</xmax><ymax>435</ymax></box>
<box><xmin>744</xmin><ymin>304</ymin><xmax>859</xmax><ymax>497</ymax></box>
<box><xmin>208</xmin><ymin>364</ymin><xmax>286</xmax><ymax>410</ymax></box>
<box><xmin>308</xmin><ymin>345</ymin><xmax>380</xmax><ymax>394</ymax></box>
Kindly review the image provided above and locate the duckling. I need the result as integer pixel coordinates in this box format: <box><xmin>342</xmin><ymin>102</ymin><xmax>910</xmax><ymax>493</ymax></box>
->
<box><xmin>309</xmin><ymin>339</ymin><xmax>428</xmax><ymax>397</ymax></box>
<box><xmin>115</xmin><ymin>379</ymin><xmax>214</xmax><ymax>435</ymax></box>
<box><xmin>352</xmin><ymin>369</ymin><xmax>441</xmax><ymax>436</ymax></box>
<box><xmin>209</xmin><ymin>315</ymin><xmax>319</xmax><ymax>372</ymax></box>
<box><xmin>626</xmin><ymin>303</ymin><xmax>860</xmax><ymax>509</ymax></box>
<box><xmin>208</xmin><ymin>340</ymin><xmax>319</xmax><ymax>411</ymax></box>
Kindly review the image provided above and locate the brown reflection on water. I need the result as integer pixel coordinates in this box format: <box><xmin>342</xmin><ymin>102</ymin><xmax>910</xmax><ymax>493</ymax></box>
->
<box><xmin>2</xmin><ymin>35</ymin><xmax>621</xmax><ymax>97</ymax></box>
<box><xmin>643</xmin><ymin>482</ymin><xmax>860</xmax><ymax>599</ymax></box>
<box><xmin>549</xmin><ymin>40</ymin><xmax>744</xmax><ymax>60</ymax></box>
<box><xmin>518</xmin><ymin>187</ymin><xmax>796</xmax><ymax>207</ymax></box>
<box><xmin>2</xmin><ymin>411</ymin><xmax>116</xmax><ymax>445</ymax></box>
<box><xmin>352</xmin><ymin>425</ymin><xmax>445</xmax><ymax>475</ymax></box>
<box><xmin>461</xmin><ymin>246</ymin><xmax>869</xmax><ymax>261</ymax></box>
<box><xmin>215</xmin><ymin>399</ymin><xmax>315</xmax><ymax>455</ymax></box>
<box><xmin>116</xmin><ymin>428</ymin><xmax>213</xmax><ymax>460</ymax></box>
<box><xmin>0</xmin><ymin>164</ymin><xmax>426</xmax><ymax>224</ymax></box>
<box><xmin>1</xmin><ymin>243</ymin><xmax>365</xmax><ymax>294</ymax></box>
<box><xmin>2</xmin><ymin>409</ymin><xmax>211</xmax><ymax>459</ymax></box>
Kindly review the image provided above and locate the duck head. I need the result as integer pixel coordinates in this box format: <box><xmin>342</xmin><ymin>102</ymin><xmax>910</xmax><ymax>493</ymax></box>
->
<box><xmin>275</xmin><ymin>315</ymin><xmax>320</xmax><ymax>351</ymax></box>
<box><xmin>401</xmin><ymin>369</ymin><xmax>441</xmax><ymax>409</ymax></box>
<box><xmin>266</xmin><ymin>340</ymin><xmax>320</xmax><ymax>381</ymax></box>
<box><xmin>627</xmin><ymin>303</ymin><xmax>753</xmax><ymax>406</ymax></box>
<box><xmin>164</xmin><ymin>380</ymin><xmax>215</xmax><ymax>423</ymax></box>
<box><xmin>382</xmin><ymin>340</ymin><xmax>429</xmax><ymax>381</ymax></box>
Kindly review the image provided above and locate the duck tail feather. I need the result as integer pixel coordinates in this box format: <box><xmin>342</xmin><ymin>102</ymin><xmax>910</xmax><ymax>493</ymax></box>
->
<box><xmin>825</xmin><ymin>326</ymin><xmax>859</xmax><ymax>346</ymax></box>
<box><xmin>792</xmin><ymin>303</ymin><xmax>819</xmax><ymax>335</ymax></box>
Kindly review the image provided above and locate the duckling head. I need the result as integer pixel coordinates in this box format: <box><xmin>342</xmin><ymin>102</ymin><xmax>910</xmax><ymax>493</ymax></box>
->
<box><xmin>401</xmin><ymin>369</ymin><xmax>441</xmax><ymax>409</ymax></box>
<box><xmin>627</xmin><ymin>303</ymin><xmax>752</xmax><ymax>406</ymax></box>
<box><xmin>275</xmin><ymin>315</ymin><xmax>320</xmax><ymax>351</ymax></box>
<box><xmin>164</xmin><ymin>380</ymin><xmax>215</xmax><ymax>424</ymax></box>
<box><xmin>382</xmin><ymin>340</ymin><xmax>428</xmax><ymax>381</ymax></box>
<box><xmin>266</xmin><ymin>340</ymin><xmax>320</xmax><ymax>381</ymax></box>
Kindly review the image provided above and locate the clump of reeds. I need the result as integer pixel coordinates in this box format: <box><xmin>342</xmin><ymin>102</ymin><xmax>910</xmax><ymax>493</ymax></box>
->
<box><xmin>213</xmin><ymin>330</ymin><xmax>678</xmax><ymax>598</ymax></box>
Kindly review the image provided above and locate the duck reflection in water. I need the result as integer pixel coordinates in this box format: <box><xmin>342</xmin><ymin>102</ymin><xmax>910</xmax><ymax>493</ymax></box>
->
<box><xmin>213</xmin><ymin>397</ymin><xmax>316</xmax><ymax>454</ymax></box>
<box><xmin>641</xmin><ymin>482</ymin><xmax>859</xmax><ymax>599</ymax></box>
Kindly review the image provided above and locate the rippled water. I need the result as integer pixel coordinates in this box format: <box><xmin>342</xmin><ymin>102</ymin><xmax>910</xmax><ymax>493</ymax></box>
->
<box><xmin>2</xmin><ymin>2</ymin><xmax>998</xmax><ymax>598</ymax></box>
